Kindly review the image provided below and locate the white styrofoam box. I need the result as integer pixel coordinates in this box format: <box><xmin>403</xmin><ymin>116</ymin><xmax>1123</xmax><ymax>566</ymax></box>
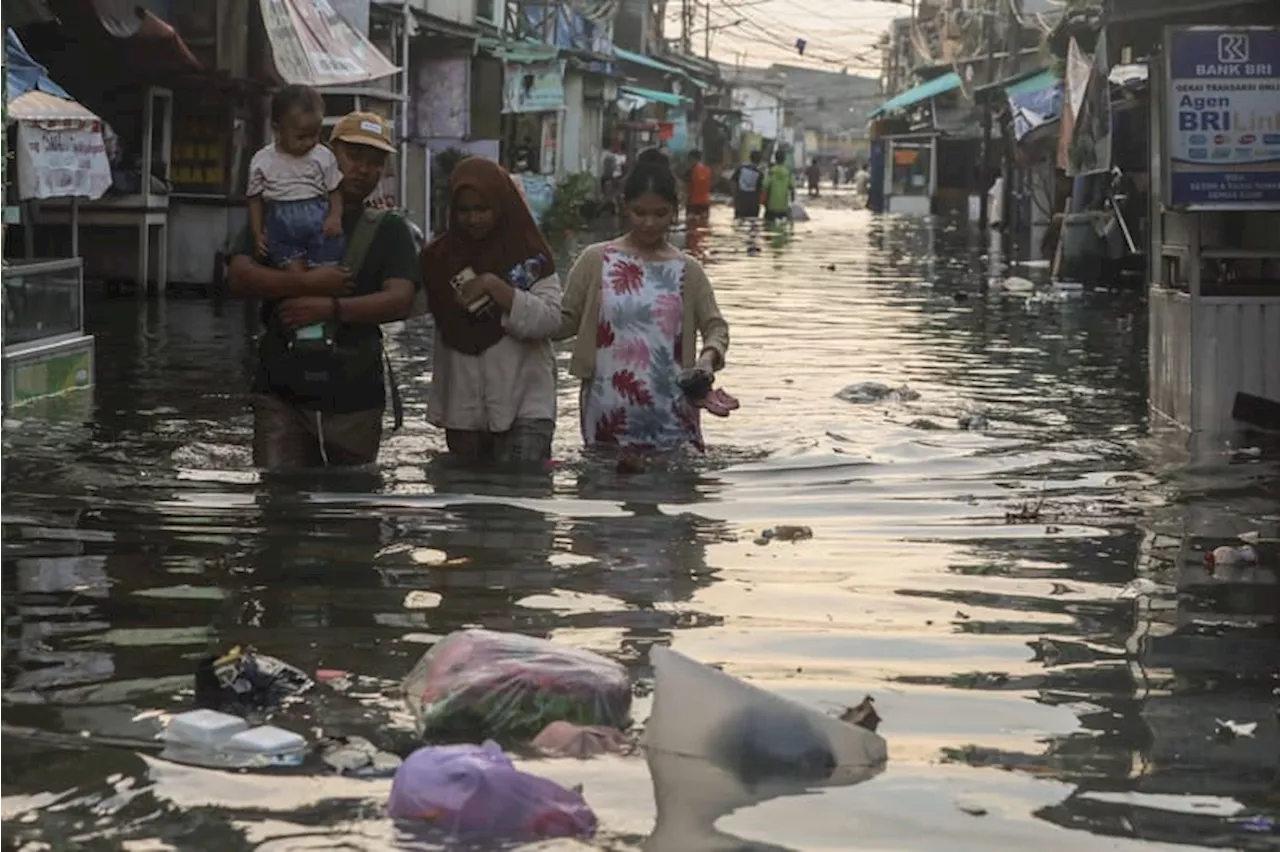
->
<box><xmin>164</xmin><ymin>710</ymin><xmax>249</xmax><ymax>747</ymax></box>
<box><xmin>226</xmin><ymin>725</ymin><xmax>307</xmax><ymax>755</ymax></box>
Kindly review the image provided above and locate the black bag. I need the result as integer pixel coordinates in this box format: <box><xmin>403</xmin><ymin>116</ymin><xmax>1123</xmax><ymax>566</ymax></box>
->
<box><xmin>259</xmin><ymin>210</ymin><xmax>388</xmax><ymax>409</ymax></box>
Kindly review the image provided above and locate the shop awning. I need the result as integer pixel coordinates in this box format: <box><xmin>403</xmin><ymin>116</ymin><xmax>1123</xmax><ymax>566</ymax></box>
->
<box><xmin>479</xmin><ymin>36</ymin><xmax>560</xmax><ymax>64</ymax></box>
<box><xmin>619</xmin><ymin>85</ymin><xmax>689</xmax><ymax>108</ymax></box>
<box><xmin>1006</xmin><ymin>70</ymin><xmax>1059</xmax><ymax>97</ymax></box>
<box><xmin>868</xmin><ymin>72</ymin><xmax>962</xmax><ymax>118</ymax></box>
<box><xmin>258</xmin><ymin>0</ymin><xmax>398</xmax><ymax>87</ymax></box>
<box><xmin>8</xmin><ymin>89</ymin><xmax>99</xmax><ymax>121</ymax></box>
<box><xmin>613</xmin><ymin>47</ymin><xmax>682</xmax><ymax>76</ymax></box>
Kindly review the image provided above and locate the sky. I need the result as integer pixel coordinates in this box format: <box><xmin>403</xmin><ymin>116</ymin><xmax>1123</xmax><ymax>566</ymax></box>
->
<box><xmin>666</xmin><ymin>0</ymin><xmax>912</xmax><ymax>78</ymax></box>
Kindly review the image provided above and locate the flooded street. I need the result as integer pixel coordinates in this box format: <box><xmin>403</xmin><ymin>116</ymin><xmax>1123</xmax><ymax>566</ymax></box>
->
<box><xmin>4</xmin><ymin>196</ymin><xmax>1278</xmax><ymax>851</ymax></box>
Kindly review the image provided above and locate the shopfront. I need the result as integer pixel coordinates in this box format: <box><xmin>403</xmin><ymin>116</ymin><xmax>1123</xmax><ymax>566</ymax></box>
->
<box><xmin>502</xmin><ymin>55</ymin><xmax>567</xmax><ymax>221</ymax></box>
<box><xmin>3</xmin><ymin>29</ymin><xmax>102</xmax><ymax>410</ymax></box>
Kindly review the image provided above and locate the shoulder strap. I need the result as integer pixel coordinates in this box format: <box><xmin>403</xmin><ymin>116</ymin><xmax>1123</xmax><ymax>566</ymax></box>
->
<box><xmin>343</xmin><ymin>208</ymin><xmax>389</xmax><ymax>279</ymax></box>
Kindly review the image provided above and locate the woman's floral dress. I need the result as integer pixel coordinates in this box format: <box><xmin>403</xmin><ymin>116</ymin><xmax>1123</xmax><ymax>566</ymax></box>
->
<box><xmin>579</xmin><ymin>246</ymin><xmax>704</xmax><ymax>453</ymax></box>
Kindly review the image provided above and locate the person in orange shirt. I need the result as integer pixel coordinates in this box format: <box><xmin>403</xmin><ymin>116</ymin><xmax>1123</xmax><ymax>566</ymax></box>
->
<box><xmin>685</xmin><ymin>149</ymin><xmax>713</xmax><ymax>224</ymax></box>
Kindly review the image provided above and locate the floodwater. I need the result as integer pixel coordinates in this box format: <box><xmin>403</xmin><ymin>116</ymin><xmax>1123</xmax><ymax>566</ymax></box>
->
<box><xmin>3</xmin><ymin>194</ymin><xmax>1278</xmax><ymax>851</ymax></box>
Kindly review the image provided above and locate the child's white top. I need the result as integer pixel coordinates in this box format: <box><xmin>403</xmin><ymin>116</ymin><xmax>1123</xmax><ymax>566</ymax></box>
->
<box><xmin>247</xmin><ymin>142</ymin><xmax>342</xmax><ymax>202</ymax></box>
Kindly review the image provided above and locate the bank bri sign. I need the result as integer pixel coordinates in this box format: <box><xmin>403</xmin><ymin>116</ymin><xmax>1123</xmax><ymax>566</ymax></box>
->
<box><xmin>1165</xmin><ymin>26</ymin><xmax>1280</xmax><ymax>210</ymax></box>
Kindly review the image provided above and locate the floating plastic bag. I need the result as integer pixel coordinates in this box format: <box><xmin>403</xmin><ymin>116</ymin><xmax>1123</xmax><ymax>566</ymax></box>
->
<box><xmin>642</xmin><ymin>646</ymin><xmax>886</xmax><ymax>789</ymax></box>
<box><xmin>403</xmin><ymin>629</ymin><xmax>632</xmax><ymax>741</ymax></box>
<box><xmin>388</xmin><ymin>741</ymin><xmax>597</xmax><ymax>842</ymax></box>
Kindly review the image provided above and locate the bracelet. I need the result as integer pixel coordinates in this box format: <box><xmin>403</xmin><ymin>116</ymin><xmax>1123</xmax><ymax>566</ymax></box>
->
<box><xmin>332</xmin><ymin>296</ymin><xmax>342</xmax><ymax>323</ymax></box>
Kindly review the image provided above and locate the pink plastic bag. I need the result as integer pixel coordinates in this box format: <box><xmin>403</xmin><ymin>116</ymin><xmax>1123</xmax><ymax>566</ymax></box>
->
<box><xmin>387</xmin><ymin>741</ymin><xmax>597</xmax><ymax>842</ymax></box>
<box><xmin>403</xmin><ymin>629</ymin><xmax>632</xmax><ymax>740</ymax></box>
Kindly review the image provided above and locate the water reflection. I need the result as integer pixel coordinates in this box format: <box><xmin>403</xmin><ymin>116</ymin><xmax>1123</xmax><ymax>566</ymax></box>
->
<box><xmin>3</xmin><ymin>196</ymin><xmax>1278</xmax><ymax>849</ymax></box>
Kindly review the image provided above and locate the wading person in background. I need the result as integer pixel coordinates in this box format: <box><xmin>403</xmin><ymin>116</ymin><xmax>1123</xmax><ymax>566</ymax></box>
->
<box><xmin>685</xmin><ymin>149</ymin><xmax>713</xmax><ymax>225</ymax></box>
<box><xmin>227</xmin><ymin>112</ymin><xmax>420</xmax><ymax>470</ymax></box>
<box><xmin>762</xmin><ymin>149</ymin><xmax>795</xmax><ymax>223</ymax></box>
<box><xmin>806</xmin><ymin>158</ymin><xmax>822</xmax><ymax>198</ymax></box>
<box><xmin>729</xmin><ymin>150</ymin><xmax>764</xmax><ymax>219</ymax></box>
<box><xmin>558</xmin><ymin>150</ymin><xmax>732</xmax><ymax>466</ymax></box>
<box><xmin>420</xmin><ymin>157</ymin><xmax>563</xmax><ymax>465</ymax></box>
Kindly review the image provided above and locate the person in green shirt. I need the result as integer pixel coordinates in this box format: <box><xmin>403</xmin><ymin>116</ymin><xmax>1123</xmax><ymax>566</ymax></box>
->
<box><xmin>227</xmin><ymin>111</ymin><xmax>421</xmax><ymax>470</ymax></box>
<box><xmin>762</xmin><ymin>149</ymin><xmax>795</xmax><ymax>223</ymax></box>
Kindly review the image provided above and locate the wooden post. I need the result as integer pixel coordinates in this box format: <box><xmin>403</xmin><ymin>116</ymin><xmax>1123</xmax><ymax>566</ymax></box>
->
<box><xmin>1000</xmin><ymin>0</ymin><xmax>1019</xmax><ymax>258</ymax></box>
<box><xmin>977</xmin><ymin>0</ymin><xmax>996</xmax><ymax>230</ymax></box>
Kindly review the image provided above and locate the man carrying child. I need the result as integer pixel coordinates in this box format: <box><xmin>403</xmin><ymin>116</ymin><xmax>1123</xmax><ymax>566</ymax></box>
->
<box><xmin>228</xmin><ymin>89</ymin><xmax>421</xmax><ymax>470</ymax></box>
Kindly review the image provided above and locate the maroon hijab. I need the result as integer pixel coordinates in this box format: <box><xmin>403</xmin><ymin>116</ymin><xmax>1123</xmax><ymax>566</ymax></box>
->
<box><xmin>420</xmin><ymin>158</ymin><xmax>555</xmax><ymax>355</ymax></box>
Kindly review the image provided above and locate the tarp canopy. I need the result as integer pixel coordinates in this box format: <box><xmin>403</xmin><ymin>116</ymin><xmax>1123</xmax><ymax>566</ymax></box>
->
<box><xmin>869</xmin><ymin>72</ymin><xmax>962</xmax><ymax>119</ymax></box>
<box><xmin>618</xmin><ymin>85</ymin><xmax>690</xmax><ymax>108</ymax></box>
<box><xmin>258</xmin><ymin>0</ymin><xmax>398</xmax><ymax>87</ymax></box>
<box><xmin>1007</xmin><ymin>71</ymin><xmax>1063</xmax><ymax>142</ymax></box>
<box><xmin>6</xmin><ymin>27</ymin><xmax>71</xmax><ymax>101</ymax></box>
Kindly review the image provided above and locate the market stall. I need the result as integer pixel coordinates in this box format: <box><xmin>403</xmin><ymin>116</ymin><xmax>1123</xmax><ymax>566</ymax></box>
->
<box><xmin>3</xmin><ymin>28</ymin><xmax>103</xmax><ymax>408</ymax></box>
<box><xmin>1146</xmin><ymin>24</ymin><xmax>1280</xmax><ymax>434</ymax></box>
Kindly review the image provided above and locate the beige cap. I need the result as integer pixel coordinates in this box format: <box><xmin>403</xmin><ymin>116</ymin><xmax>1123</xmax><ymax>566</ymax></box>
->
<box><xmin>330</xmin><ymin>111</ymin><xmax>395</xmax><ymax>153</ymax></box>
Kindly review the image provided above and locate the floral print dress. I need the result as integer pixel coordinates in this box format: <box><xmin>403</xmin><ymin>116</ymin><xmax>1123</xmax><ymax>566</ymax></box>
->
<box><xmin>580</xmin><ymin>246</ymin><xmax>704</xmax><ymax>453</ymax></box>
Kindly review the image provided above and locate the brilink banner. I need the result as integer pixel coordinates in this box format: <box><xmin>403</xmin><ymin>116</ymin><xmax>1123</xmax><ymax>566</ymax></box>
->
<box><xmin>1166</xmin><ymin>27</ymin><xmax>1280</xmax><ymax>210</ymax></box>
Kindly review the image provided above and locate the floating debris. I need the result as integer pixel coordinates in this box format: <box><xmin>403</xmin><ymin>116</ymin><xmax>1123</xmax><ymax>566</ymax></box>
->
<box><xmin>1214</xmin><ymin>719</ymin><xmax>1258</xmax><ymax>741</ymax></box>
<box><xmin>1005</xmin><ymin>498</ymin><xmax>1046</xmax><ymax>524</ymax></box>
<box><xmin>838</xmin><ymin>696</ymin><xmax>881</xmax><ymax>733</ymax></box>
<box><xmin>1117</xmin><ymin>578</ymin><xmax>1163</xmax><ymax>599</ymax></box>
<box><xmin>410</xmin><ymin>549</ymin><xmax>470</xmax><ymax>568</ymax></box>
<box><xmin>321</xmin><ymin>735</ymin><xmax>402</xmax><ymax>777</ymax></box>
<box><xmin>756</xmin><ymin>525</ymin><xmax>814</xmax><ymax>545</ymax></box>
<box><xmin>836</xmin><ymin>382</ymin><xmax>920</xmax><ymax>404</ymax></box>
<box><xmin>1206</xmin><ymin>545</ymin><xmax>1257</xmax><ymax>568</ymax></box>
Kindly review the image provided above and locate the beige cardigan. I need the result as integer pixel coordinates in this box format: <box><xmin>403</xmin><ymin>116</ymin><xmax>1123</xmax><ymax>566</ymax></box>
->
<box><xmin>556</xmin><ymin>241</ymin><xmax>730</xmax><ymax>379</ymax></box>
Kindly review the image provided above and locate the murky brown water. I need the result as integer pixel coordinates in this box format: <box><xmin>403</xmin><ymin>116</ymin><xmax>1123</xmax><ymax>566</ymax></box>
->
<box><xmin>4</xmin><ymin>194</ymin><xmax>1279</xmax><ymax>851</ymax></box>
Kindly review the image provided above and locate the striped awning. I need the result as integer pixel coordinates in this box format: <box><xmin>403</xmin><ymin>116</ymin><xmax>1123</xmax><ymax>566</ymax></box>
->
<box><xmin>7</xmin><ymin>90</ymin><xmax>101</xmax><ymax>124</ymax></box>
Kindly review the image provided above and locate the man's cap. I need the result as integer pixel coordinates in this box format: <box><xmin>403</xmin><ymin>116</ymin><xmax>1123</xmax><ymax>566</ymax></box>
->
<box><xmin>331</xmin><ymin>111</ymin><xmax>395</xmax><ymax>153</ymax></box>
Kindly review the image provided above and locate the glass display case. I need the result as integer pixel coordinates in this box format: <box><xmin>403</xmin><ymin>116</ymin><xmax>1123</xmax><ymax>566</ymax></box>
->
<box><xmin>2</xmin><ymin>257</ymin><xmax>95</xmax><ymax>408</ymax></box>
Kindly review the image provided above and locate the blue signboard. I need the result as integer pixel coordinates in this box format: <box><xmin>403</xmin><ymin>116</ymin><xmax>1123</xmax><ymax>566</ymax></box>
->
<box><xmin>1165</xmin><ymin>27</ymin><xmax>1280</xmax><ymax>209</ymax></box>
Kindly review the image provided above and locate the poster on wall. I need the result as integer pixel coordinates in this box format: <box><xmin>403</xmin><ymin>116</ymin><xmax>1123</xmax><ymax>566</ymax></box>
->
<box><xmin>15</xmin><ymin>120</ymin><xmax>111</xmax><ymax>201</ymax></box>
<box><xmin>414</xmin><ymin>57</ymin><xmax>470</xmax><ymax>139</ymax></box>
<box><xmin>1165</xmin><ymin>26</ymin><xmax>1280</xmax><ymax>210</ymax></box>
<box><xmin>520</xmin><ymin>174</ymin><xmax>555</xmax><ymax>224</ymax></box>
<box><xmin>503</xmin><ymin>61</ymin><xmax>566</xmax><ymax>114</ymax></box>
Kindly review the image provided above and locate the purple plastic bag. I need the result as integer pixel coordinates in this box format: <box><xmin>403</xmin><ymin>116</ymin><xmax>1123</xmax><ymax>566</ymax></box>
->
<box><xmin>387</xmin><ymin>741</ymin><xmax>598</xmax><ymax>842</ymax></box>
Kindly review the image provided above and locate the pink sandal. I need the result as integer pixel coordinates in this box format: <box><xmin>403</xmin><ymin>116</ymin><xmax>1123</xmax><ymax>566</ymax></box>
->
<box><xmin>699</xmin><ymin>388</ymin><xmax>740</xmax><ymax>417</ymax></box>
